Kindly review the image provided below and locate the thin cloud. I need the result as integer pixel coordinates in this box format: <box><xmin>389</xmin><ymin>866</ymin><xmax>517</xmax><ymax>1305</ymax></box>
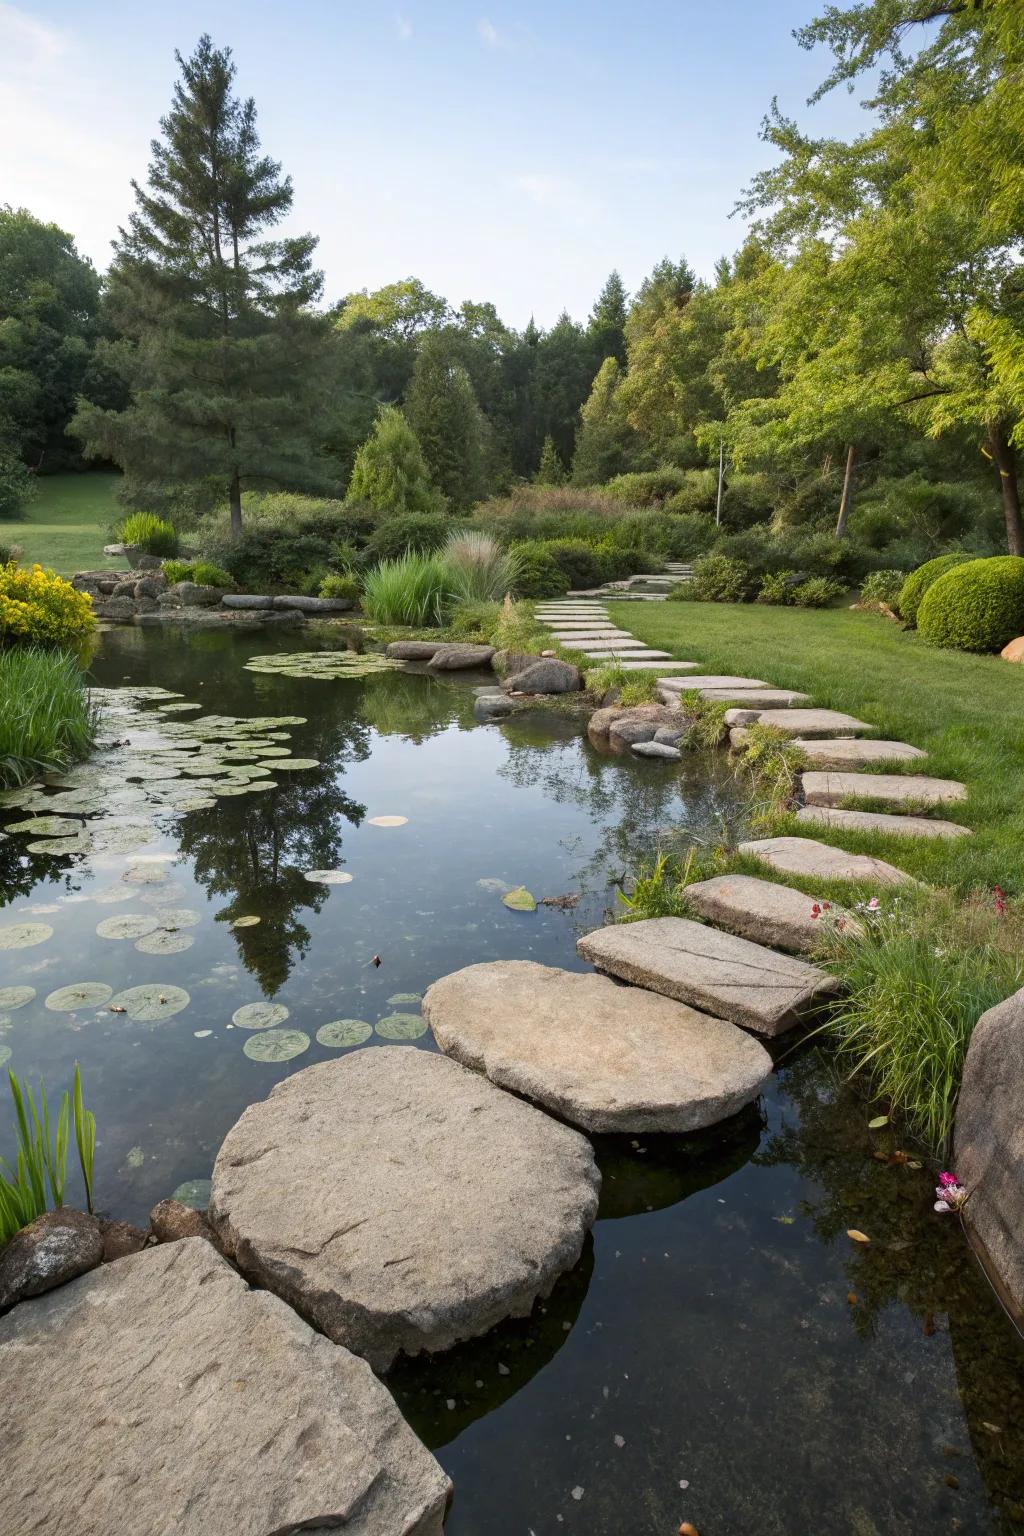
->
<box><xmin>396</xmin><ymin>14</ymin><xmax>413</xmax><ymax>42</ymax></box>
<box><xmin>513</xmin><ymin>173</ymin><xmax>600</xmax><ymax>223</ymax></box>
<box><xmin>477</xmin><ymin>18</ymin><xmax>506</xmax><ymax>50</ymax></box>
<box><xmin>0</xmin><ymin>2</ymin><xmax>68</xmax><ymax>65</ymax></box>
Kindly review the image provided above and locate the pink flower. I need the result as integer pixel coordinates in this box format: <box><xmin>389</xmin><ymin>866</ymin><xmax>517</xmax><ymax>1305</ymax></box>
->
<box><xmin>938</xmin><ymin>1172</ymin><xmax>959</xmax><ymax>1187</ymax></box>
<box><xmin>867</xmin><ymin>897</ymin><xmax>880</xmax><ymax>912</ymax></box>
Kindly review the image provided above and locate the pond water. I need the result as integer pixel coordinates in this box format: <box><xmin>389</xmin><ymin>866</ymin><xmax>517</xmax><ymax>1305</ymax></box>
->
<box><xmin>1</xmin><ymin>625</ymin><xmax>1022</xmax><ymax>1535</ymax></box>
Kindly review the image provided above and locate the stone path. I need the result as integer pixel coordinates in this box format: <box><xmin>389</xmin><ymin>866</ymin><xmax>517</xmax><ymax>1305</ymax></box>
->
<box><xmin>536</xmin><ymin>600</ymin><xmax>698</xmax><ymax>669</ymax></box>
<box><xmin>792</xmin><ymin>738</ymin><xmax>928</xmax><ymax>769</ymax></box>
<box><xmin>801</xmin><ymin>770</ymin><xmax>968</xmax><ymax>809</ymax></box>
<box><xmin>795</xmin><ymin>805</ymin><xmax>972</xmax><ymax>839</ymax></box>
<box><xmin>684</xmin><ymin>873</ymin><xmax>863</xmax><ymax>954</ymax></box>
<box><xmin>737</xmin><ymin>835</ymin><xmax>917</xmax><ymax>885</ymax></box>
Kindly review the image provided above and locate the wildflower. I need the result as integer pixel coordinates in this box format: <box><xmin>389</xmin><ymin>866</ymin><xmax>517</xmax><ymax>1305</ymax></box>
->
<box><xmin>810</xmin><ymin>903</ymin><xmax>821</xmax><ymax>920</ymax></box>
<box><xmin>867</xmin><ymin>896</ymin><xmax>880</xmax><ymax>912</ymax></box>
<box><xmin>994</xmin><ymin>885</ymin><xmax>1006</xmax><ymax>916</ymax></box>
<box><xmin>933</xmin><ymin>1172</ymin><xmax>967</xmax><ymax>1213</ymax></box>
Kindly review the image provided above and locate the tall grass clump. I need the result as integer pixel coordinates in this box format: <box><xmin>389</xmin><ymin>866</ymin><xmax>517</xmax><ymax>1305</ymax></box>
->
<box><xmin>361</xmin><ymin>551</ymin><xmax>452</xmax><ymax>626</ymax></box>
<box><xmin>819</xmin><ymin>891</ymin><xmax>1024</xmax><ymax>1154</ymax></box>
<box><xmin>444</xmin><ymin>531</ymin><xmax>522</xmax><ymax>603</ymax></box>
<box><xmin>0</xmin><ymin>1064</ymin><xmax>96</xmax><ymax>1243</ymax></box>
<box><xmin>0</xmin><ymin>647</ymin><xmax>96</xmax><ymax>787</ymax></box>
<box><xmin>116</xmin><ymin>511</ymin><xmax>178</xmax><ymax>556</ymax></box>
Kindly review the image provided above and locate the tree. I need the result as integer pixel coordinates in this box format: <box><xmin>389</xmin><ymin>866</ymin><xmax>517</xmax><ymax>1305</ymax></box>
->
<box><xmin>72</xmin><ymin>35</ymin><xmax>331</xmax><ymax>529</ymax></box>
<box><xmin>534</xmin><ymin>434</ymin><xmax>565</xmax><ymax>485</ymax></box>
<box><xmin>571</xmin><ymin>358</ymin><xmax>637</xmax><ymax>484</ymax></box>
<box><xmin>0</xmin><ymin>207</ymin><xmax>101</xmax><ymax>472</ymax></box>
<box><xmin>345</xmin><ymin>405</ymin><xmax>442</xmax><ymax>514</ymax></box>
<box><xmin>405</xmin><ymin>332</ymin><xmax>485</xmax><ymax>510</ymax></box>
<box><xmin>588</xmin><ymin>270</ymin><xmax>628</xmax><ymax>367</ymax></box>
<box><xmin>533</xmin><ymin>312</ymin><xmax>596</xmax><ymax>468</ymax></box>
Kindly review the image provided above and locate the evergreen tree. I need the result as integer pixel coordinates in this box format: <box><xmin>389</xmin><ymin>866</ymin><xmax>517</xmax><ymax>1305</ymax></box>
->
<box><xmin>405</xmin><ymin>332</ymin><xmax>485</xmax><ymax>510</ymax></box>
<box><xmin>534</xmin><ymin>434</ymin><xmax>566</xmax><ymax>485</ymax></box>
<box><xmin>572</xmin><ymin>358</ymin><xmax>636</xmax><ymax>484</ymax></box>
<box><xmin>72</xmin><ymin>35</ymin><xmax>331</xmax><ymax>529</ymax></box>
<box><xmin>533</xmin><ymin>311</ymin><xmax>596</xmax><ymax>467</ymax></box>
<box><xmin>345</xmin><ymin>406</ymin><xmax>442</xmax><ymax>514</ymax></box>
<box><xmin>588</xmin><ymin>270</ymin><xmax>628</xmax><ymax>367</ymax></box>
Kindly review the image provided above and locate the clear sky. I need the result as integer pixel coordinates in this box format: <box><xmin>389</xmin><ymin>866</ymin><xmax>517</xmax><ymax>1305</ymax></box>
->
<box><xmin>3</xmin><ymin>1</ymin><xmax>872</xmax><ymax>327</ymax></box>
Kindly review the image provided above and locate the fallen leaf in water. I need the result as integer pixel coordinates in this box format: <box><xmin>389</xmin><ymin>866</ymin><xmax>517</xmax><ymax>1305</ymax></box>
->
<box><xmin>868</xmin><ymin>1115</ymin><xmax>889</xmax><ymax>1129</ymax></box>
<box><xmin>502</xmin><ymin>885</ymin><xmax>537</xmax><ymax>912</ymax></box>
<box><xmin>847</xmin><ymin>1292</ymin><xmax>858</xmax><ymax>1306</ymax></box>
<box><xmin>679</xmin><ymin>1524</ymin><xmax>700</xmax><ymax>1536</ymax></box>
<box><xmin>945</xmin><ymin>1474</ymin><xmax>960</xmax><ymax>1490</ymax></box>
<box><xmin>367</xmin><ymin>815</ymin><xmax>408</xmax><ymax>828</ymax></box>
<box><xmin>846</xmin><ymin>1229</ymin><xmax>871</xmax><ymax>1243</ymax></box>
<box><xmin>981</xmin><ymin>1422</ymin><xmax>1002</xmax><ymax>1434</ymax></box>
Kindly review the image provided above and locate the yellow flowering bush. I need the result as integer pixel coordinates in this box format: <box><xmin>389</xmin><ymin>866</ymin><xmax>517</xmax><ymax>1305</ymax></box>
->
<box><xmin>0</xmin><ymin>562</ymin><xmax>96</xmax><ymax>646</ymax></box>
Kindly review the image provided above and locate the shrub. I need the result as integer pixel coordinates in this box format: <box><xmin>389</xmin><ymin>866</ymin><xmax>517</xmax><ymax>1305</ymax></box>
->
<box><xmin>918</xmin><ymin>555</ymin><xmax>1024</xmax><ymax>654</ymax></box>
<box><xmin>0</xmin><ymin>453</ymin><xmax>37</xmax><ymax>519</ymax></box>
<box><xmin>689</xmin><ymin>553</ymin><xmax>754</xmax><ymax>603</ymax></box>
<box><xmin>897</xmin><ymin>551</ymin><xmax>973</xmax><ymax>626</ymax></box>
<box><xmin>448</xmin><ymin>600</ymin><xmax>502</xmax><ymax>641</ymax></box>
<box><xmin>510</xmin><ymin>542</ymin><xmax>565</xmax><ymax>598</ymax></box>
<box><xmin>0</xmin><ymin>540</ymin><xmax>23</xmax><ymax>565</ymax></box>
<box><xmin>0</xmin><ymin>646</ymin><xmax>96</xmax><ymax>786</ymax></box>
<box><xmin>363</xmin><ymin>512</ymin><xmax>452</xmax><ymax>564</ymax></box>
<box><xmin>116</xmin><ymin>512</ymin><xmax>178</xmax><ymax>556</ymax></box>
<box><xmin>661</xmin><ymin>512</ymin><xmax>717</xmax><ymax>559</ymax></box>
<box><xmin>618</xmin><ymin>674</ymin><xmax>660</xmax><ymax>707</ymax></box>
<box><xmin>345</xmin><ymin>405</ymin><xmax>444</xmax><ymax>516</ymax></box>
<box><xmin>319</xmin><ymin>572</ymin><xmax>361</xmax><ymax>602</ymax></box>
<box><xmin>858</xmin><ymin>569</ymin><xmax>905</xmax><ymax>610</ymax></box>
<box><xmin>444</xmin><ymin>531</ymin><xmax>522</xmax><ymax>603</ymax></box>
<box><xmin>361</xmin><ymin>552</ymin><xmax>452</xmax><ymax>626</ymax></box>
<box><xmin>790</xmin><ymin>576</ymin><xmax>846</xmax><ymax>607</ymax></box>
<box><xmin>0</xmin><ymin>563</ymin><xmax>96</xmax><ymax>647</ymax></box>
<box><xmin>719</xmin><ymin>472</ymin><xmax>775</xmax><ymax>528</ymax></box>
<box><xmin>604</xmin><ymin>468</ymin><xmax>690</xmax><ymax>506</ymax></box>
<box><xmin>662</xmin><ymin>470</ymin><xmax>718</xmax><ymax>516</ymax></box>
<box><xmin>757</xmin><ymin>570</ymin><xmax>799</xmax><ymax>605</ymax></box>
<box><xmin>473</xmin><ymin>485</ymin><xmax>637</xmax><ymax>545</ymax></box>
<box><xmin>162</xmin><ymin>559</ymin><xmax>234</xmax><ymax>588</ymax></box>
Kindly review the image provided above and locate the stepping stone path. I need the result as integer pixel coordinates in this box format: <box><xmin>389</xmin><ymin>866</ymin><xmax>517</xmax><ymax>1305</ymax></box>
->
<box><xmin>535</xmin><ymin>600</ymin><xmax>694</xmax><ymax>668</ymax></box>
<box><xmin>684</xmin><ymin>873</ymin><xmax>863</xmax><ymax>954</ymax></box>
<box><xmin>577</xmin><ymin>916</ymin><xmax>838</xmax><ymax>1037</ymax></box>
<box><xmin>793</xmin><ymin>738</ymin><xmax>927</xmax><ymax>769</ymax></box>
<box><xmin>801</xmin><ymin>770</ymin><xmax>967</xmax><ymax>809</ymax></box>
<box><xmin>738</xmin><ymin>836</ymin><xmax>916</xmax><ymax>886</ymax></box>
<box><xmin>423</xmin><ymin>959</ymin><xmax>773</xmax><ymax>1133</ymax></box>
<box><xmin>723</xmin><ymin>707</ymin><xmax>871</xmax><ymax>738</ymax></box>
<box><xmin>209</xmin><ymin>1047</ymin><xmax>599</xmax><ymax>1372</ymax></box>
<box><xmin>0</xmin><ymin>1238</ymin><xmax>450</xmax><ymax>1536</ymax></box>
<box><xmin>795</xmin><ymin>805</ymin><xmax>972</xmax><ymax>839</ymax></box>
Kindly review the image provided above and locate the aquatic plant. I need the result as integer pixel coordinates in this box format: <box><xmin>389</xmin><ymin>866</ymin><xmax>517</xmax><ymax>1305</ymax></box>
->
<box><xmin>0</xmin><ymin>1064</ymin><xmax>95</xmax><ymax>1242</ymax></box>
<box><xmin>0</xmin><ymin>646</ymin><xmax>97</xmax><ymax>787</ymax></box>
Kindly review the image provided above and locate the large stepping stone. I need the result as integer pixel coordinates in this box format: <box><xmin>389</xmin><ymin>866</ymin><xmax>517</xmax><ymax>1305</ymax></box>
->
<box><xmin>701</xmin><ymin>687</ymin><xmax>811</xmax><ymax>706</ymax></box>
<box><xmin>738</xmin><ymin>835</ymin><xmax>914</xmax><ymax>886</ymax></box>
<box><xmin>581</xmin><ymin>648</ymin><xmax>672</xmax><ymax>660</ymax></box>
<box><xmin>210</xmin><ymin>1047</ymin><xmax>599</xmax><ymax>1372</ymax></box>
<box><xmin>793</xmin><ymin>737</ymin><xmax>926</xmax><ymax>768</ymax></box>
<box><xmin>795</xmin><ymin>805</ymin><xmax>972</xmax><ymax>839</ymax></box>
<box><xmin>622</xmin><ymin>658</ymin><xmax>697</xmax><ymax>670</ymax></box>
<box><xmin>570</xmin><ymin>637</ymin><xmax>652</xmax><ymax>650</ymax></box>
<box><xmin>723</xmin><ymin>707</ymin><xmax>871</xmax><ymax>738</ymax></box>
<box><xmin>802</xmin><ymin>770</ymin><xmax>967</xmax><ymax>808</ymax></box>
<box><xmin>659</xmin><ymin>674</ymin><xmax>768</xmax><ymax>691</ymax></box>
<box><xmin>423</xmin><ymin>960</ymin><xmax>772</xmax><ymax>1133</ymax></box>
<box><xmin>577</xmin><ymin>917</ymin><xmax>838</xmax><ymax>1037</ymax></box>
<box><xmin>684</xmin><ymin>873</ymin><xmax>863</xmax><ymax>954</ymax></box>
<box><xmin>0</xmin><ymin>1238</ymin><xmax>450</xmax><ymax>1536</ymax></box>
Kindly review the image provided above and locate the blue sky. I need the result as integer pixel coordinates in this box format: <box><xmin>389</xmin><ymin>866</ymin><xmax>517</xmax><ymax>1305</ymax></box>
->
<box><xmin>3</xmin><ymin>1</ymin><xmax>872</xmax><ymax>327</ymax></box>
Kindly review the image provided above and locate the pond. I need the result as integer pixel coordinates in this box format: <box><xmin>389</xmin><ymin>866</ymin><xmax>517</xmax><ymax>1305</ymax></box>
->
<box><xmin>1</xmin><ymin>624</ymin><xmax>1022</xmax><ymax>1535</ymax></box>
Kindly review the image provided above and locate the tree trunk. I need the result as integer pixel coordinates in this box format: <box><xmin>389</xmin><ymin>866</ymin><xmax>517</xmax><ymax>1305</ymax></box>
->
<box><xmin>229</xmin><ymin>467</ymin><xmax>242</xmax><ymax>535</ymax></box>
<box><xmin>988</xmin><ymin>428</ymin><xmax>1024</xmax><ymax>555</ymax></box>
<box><xmin>835</xmin><ymin>444</ymin><xmax>856</xmax><ymax>538</ymax></box>
<box><xmin>715</xmin><ymin>439</ymin><xmax>725</xmax><ymax>527</ymax></box>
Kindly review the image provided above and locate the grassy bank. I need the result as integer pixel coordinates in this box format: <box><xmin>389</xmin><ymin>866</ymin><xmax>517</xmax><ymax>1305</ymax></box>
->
<box><xmin>612</xmin><ymin>599</ymin><xmax>1024</xmax><ymax>896</ymax></box>
<box><xmin>0</xmin><ymin>648</ymin><xmax>96</xmax><ymax>788</ymax></box>
<box><xmin>3</xmin><ymin>473</ymin><xmax>123</xmax><ymax>576</ymax></box>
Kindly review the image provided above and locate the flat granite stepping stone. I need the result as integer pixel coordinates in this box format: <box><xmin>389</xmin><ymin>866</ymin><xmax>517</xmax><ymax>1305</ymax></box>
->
<box><xmin>684</xmin><ymin>873</ymin><xmax>863</xmax><ymax>954</ymax></box>
<box><xmin>723</xmin><ymin>707</ymin><xmax>872</xmax><ymax>738</ymax></box>
<box><xmin>577</xmin><ymin>917</ymin><xmax>838</xmax><ymax>1037</ymax></box>
<box><xmin>795</xmin><ymin>805</ymin><xmax>972</xmax><ymax>839</ymax></box>
<box><xmin>701</xmin><ymin>688</ymin><xmax>811</xmax><ymax>706</ymax></box>
<box><xmin>573</xmin><ymin>638</ymin><xmax>652</xmax><ymax>651</ymax></box>
<box><xmin>210</xmin><ymin>1047</ymin><xmax>599</xmax><ymax>1372</ymax></box>
<box><xmin>738</xmin><ymin>835</ymin><xmax>915</xmax><ymax>886</ymax></box>
<box><xmin>659</xmin><ymin>674</ymin><xmax>769</xmax><ymax>692</ymax></box>
<box><xmin>582</xmin><ymin>648</ymin><xmax>672</xmax><ymax>660</ymax></box>
<box><xmin>625</xmin><ymin>659</ymin><xmax>698</xmax><ymax>671</ymax></box>
<box><xmin>0</xmin><ymin>1238</ymin><xmax>450</xmax><ymax>1536</ymax></box>
<box><xmin>423</xmin><ymin>960</ymin><xmax>772</xmax><ymax>1133</ymax></box>
<box><xmin>793</xmin><ymin>738</ymin><xmax>927</xmax><ymax>768</ymax></box>
<box><xmin>801</xmin><ymin>771</ymin><xmax>967</xmax><ymax>809</ymax></box>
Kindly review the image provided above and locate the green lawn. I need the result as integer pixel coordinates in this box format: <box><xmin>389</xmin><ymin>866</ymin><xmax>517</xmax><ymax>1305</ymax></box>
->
<box><xmin>3</xmin><ymin>473</ymin><xmax>124</xmax><ymax>576</ymax></box>
<box><xmin>611</xmin><ymin>599</ymin><xmax>1024</xmax><ymax>896</ymax></box>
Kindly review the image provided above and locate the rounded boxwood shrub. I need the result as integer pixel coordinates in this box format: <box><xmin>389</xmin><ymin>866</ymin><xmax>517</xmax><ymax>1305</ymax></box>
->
<box><xmin>917</xmin><ymin>556</ymin><xmax>1024</xmax><ymax>653</ymax></box>
<box><xmin>897</xmin><ymin>552</ymin><xmax>972</xmax><ymax>626</ymax></box>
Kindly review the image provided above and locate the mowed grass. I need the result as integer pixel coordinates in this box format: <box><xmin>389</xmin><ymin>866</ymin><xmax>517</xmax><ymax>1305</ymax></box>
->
<box><xmin>4</xmin><ymin>473</ymin><xmax>124</xmax><ymax>576</ymax></box>
<box><xmin>611</xmin><ymin>599</ymin><xmax>1024</xmax><ymax>896</ymax></box>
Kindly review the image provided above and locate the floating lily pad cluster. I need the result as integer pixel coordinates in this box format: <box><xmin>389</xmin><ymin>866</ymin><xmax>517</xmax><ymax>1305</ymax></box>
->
<box><xmin>244</xmin><ymin>650</ymin><xmax>400</xmax><ymax>681</ymax></box>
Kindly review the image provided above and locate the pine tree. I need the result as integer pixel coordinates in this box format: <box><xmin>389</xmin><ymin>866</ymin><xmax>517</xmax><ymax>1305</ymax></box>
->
<box><xmin>345</xmin><ymin>406</ymin><xmax>442</xmax><ymax>514</ymax></box>
<box><xmin>534</xmin><ymin>434</ymin><xmax>565</xmax><ymax>485</ymax></box>
<box><xmin>405</xmin><ymin>333</ymin><xmax>485</xmax><ymax>510</ymax></box>
<box><xmin>588</xmin><ymin>271</ymin><xmax>628</xmax><ymax>366</ymax></box>
<box><xmin>72</xmin><ymin>35</ymin><xmax>331</xmax><ymax>529</ymax></box>
<box><xmin>571</xmin><ymin>358</ymin><xmax>636</xmax><ymax>485</ymax></box>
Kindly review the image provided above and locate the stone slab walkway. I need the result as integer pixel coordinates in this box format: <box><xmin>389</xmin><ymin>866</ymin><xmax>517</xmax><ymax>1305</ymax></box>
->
<box><xmin>795</xmin><ymin>804</ymin><xmax>972</xmax><ymax>839</ymax></box>
<box><xmin>684</xmin><ymin>873</ymin><xmax>863</xmax><ymax>953</ymax></box>
<box><xmin>738</xmin><ymin>835</ymin><xmax>916</xmax><ymax>885</ymax></box>
<box><xmin>802</xmin><ymin>770</ymin><xmax>967</xmax><ymax>808</ymax></box>
<box><xmin>794</xmin><ymin>738</ymin><xmax>927</xmax><ymax>768</ymax></box>
<box><xmin>723</xmin><ymin>707</ymin><xmax>871</xmax><ymax>737</ymax></box>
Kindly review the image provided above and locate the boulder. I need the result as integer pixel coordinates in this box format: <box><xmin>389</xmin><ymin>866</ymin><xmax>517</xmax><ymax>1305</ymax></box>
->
<box><xmin>135</xmin><ymin>596</ymin><xmax>159</xmax><ymax>614</ymax></box>
<box><xmin>0</xmin><ymin>1239</ymin><xmax>451</xmax><ymax>1535</ymax></box>
<box><xmin>1001</xmin><ymin>636</ymin><xmax>1024</xmax><ymax>663</ymax></box>
<box><xmin>424</xmin><ymin>959</ymin><xmax>772</xmax><ymax>1133</ymax></box>
<box><xmin>271</xmin><ymin>594</ymin><xmax>353</xmax><ymax>613</ymax></box>
<box><xmin>0</xmin><ymin>1207</ymin><xmax>103</xmax><ymax>1309</ymax></box>
<box><xmin>577</xmin><ymin>916</ymin><xmax>839</xmax><ymax>1037</ymax></box>
<box><xmin>386</xmin><ymin>640</ymin><xmax>443</xmax><ymax>660</ymax></box>
<box><xmin>209</xmin><ymin>1047</ymin><xmax>599</xmax><ymax>1371</ymax></box>
<box><xmin>955</xmin><ymin>987</ymin><xmax>1024</xmax><ymax>1320</ymax></box>
<box><xmin>161</xmin><ymin>581</ymin><xmax>223</xmax><ymax>607</ymax></box>
<box><xmin>683</xmin><ymin>873</ymin><xmax>862</xmax><ymax>954</ymax></box>
<box><xmin>738</xmin><ymin>834</ymin><xmax>914</xmax><ymax>886</ymax></box>
<box><xmin>491</xmin><ymin>649</ymin><xmax>538</xmax><ymax>677</ymax></box>
<box><xmin>102</xmin><ymin>542</ymin><xmax>128</xmax><ymax>557</ymax></box>
<box><xmin>631</xmin><ymin>740</ymin><xmax>682</xmax><ymax>760</ymax></box>
<box><xmin>428</xmin><ymin>642</ymin><xmax>495</xmax><ymax>670</ymax></box>
<box><xmin>653</xmin><ymin>726</ymin><xmax>685</xmax><ymax>746</ymax></box>
<box><xmin>474</xmin><ymin>692</ymin><xmax>518</xmax><ymax>720</ymax></box>
<box><xmin>135</xmin><ymin>553</ymin><xmax>163</xmax><ymax>572</ymax></box>
<box><xmin>92</xmin><ymin>596</ymin><xmax>136</xmax><ymax>622</ymax></box>
<box><xmin>801</xmin><ymin>771</ymin><xmax>967</xmax><ymax>809</ymax></box>
<box><xmin>111</xmin><ymin>580</ymin><xmax>136</xmax><ymax>598</ymax></box>
<box><xmin>588</xmin><ymin>703</ymin><xmax>680</xmax><ymax>752</ymax></box>
<box><xmin>133</xmin><ymin>575</ymin><xmax>165</xmax><ymax>599</ymax></box>
<box><xmin>504</xmin><ymin>658</ymin><xmax>582</xmax><ymax>695</ymax></box>
<box><xmin>98</xmin><ymin>1218</ymin><xmax>149</xmax><ymax>1263</ymax></box>
<box><xmin>221</xmin><ymin>593</ymin><xmax>275</xmax><ymax>610</ymax></box>
<box><xmin>149</xmin><ymin>1198</ymin><xmax>215</xmax><ymax>1245</ymax></box>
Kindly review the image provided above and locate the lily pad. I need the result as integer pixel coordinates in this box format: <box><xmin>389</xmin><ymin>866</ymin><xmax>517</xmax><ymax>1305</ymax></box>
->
<box><xmin>96</xmin><ymin>913</ymin><xmax>160</xmax><ymax>941</ymax></box>
<box><xmin>243</xmin><ymin>1028</ymin><xmax>310</xmax><ymax>1062</ymax></box>
<box><xmin>267</xmin><ymin>758</ymin><xmax>321</xmax><ymax>772</ymax></box>
<box><xmin>0</xmin><ymin>922</ymin><xmax>53</xmax><ymax>950</ymax></box>
<box><xmin>375</xmin><ymin>1012</ymin><xmax>428</xmax><ymax>1040</ymax></box>
<box><xmin>108</xmin><ymin>984</ymin><xmax>191</xmax><ymax>1022</ymax></box>
<box><xmin>45</xmin><ymin>983</ymin><xmax>114</xmax><ymax>1012</ymax></box>
<box><xmin>232</xmin><ymin>1001</ymin><xmax>290</xmax><ymax>1031</ymax></box>
<box><xmin>6</xmin><ymin>815</ymin><xmax>84</xmax><ymax>836</ymax></box>
<box><xmin>92</xmin><ymin>823</ymin><xmax>159</xmax><ymax>854</ymax></box>
<box><xmin>386</xmin><ymin>992</ymin><xmax>422</xmax><ymax>1006</ymax></box>
<box><xmin>230</xmin><ymin>915</ymin><xmax>261</xmax><ymax>928</ymax></box>
<box><xmin>91</xmin><ymin>884</ymin><xmax>137</xmax><ymax>904</ymax></box>
<box><xmin>172</xmin><ymin>1177</ymin><xmax>211</xmax><ymax>1209</ymax></box>
<box><xmin>316</xmin><ymin>1018</ymin><xmax>373</xmax><ymax>1048</ymax></box>
<box><xmin>303</xmin><ymin>869</ymin><xmax>353</xmax><ymax>885</ymax></box>
<box><xmin>152</xmin><ymin>907</ymin><xmax>201</xmax><ymax>930</ymax></box>
<box><xmin>122</xmin><ymin>863</ymin><xmax>170</xmax><ymax>885</ymax></box>
<box><xmin>135</xmin><ymin>930</ymin><xmax>194</xmax><ymax>955</ymax></box>
<box><xmin>368</xmin><ymin>815</ymin><xmax>409</xmax><ymax>827</ymax></box>
<box><xmin>501</xmin><ymin>885</ymin><xmax>537</xmax><ymax>912</ymax></box>
<box><xmin>26</xmin><ymin>833</ymin><xmax>93</xmax><ymax>855</ymax></box>
<box><xmin>0</xmin><ymin>986</ymin><xmax>35</xmax><ymax>1010</ymax></box>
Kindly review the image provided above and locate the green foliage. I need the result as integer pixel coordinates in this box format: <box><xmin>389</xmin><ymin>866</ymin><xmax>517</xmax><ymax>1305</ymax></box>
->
<box><xmin>534</xmin><ymin>435</ymin><xmax>566</xmax><ymax>486</ymax></box>
<box><xmin>689</xmin><ymin>553</ymin><xmax>754</xmax><ymax>602</ymax></box>
<box><xmin>858</xmin><ymin>569</ymin><xmax>905</xmax><ymax>609</ymax></box>
<box><xmin>917</xmin><ymin>555</ymin><xmax>1024</xmax><ymax>654</ymax></box>
<box><xmin>678</xmin><ymin>691</ymin><xmax>729</xmax><ymax>749</ymax></box>
<box><xmin>0</xmin><ymin>1064</ymin><xmax>95</xmax><ymax>1242</ymax></box>
<box><xmin>571</xmin><ymin>359</ymin><xmax>636</xmax><ymax>486</ymax></box>
<box><xmin>618</xmin><ymin>674</ymin><xmax>660</xmax><ymax>707</ymax></box>
<box><xmin>757</xmin><ymin>570</ymin><xmax>799</xmax><ymax>605</ymax></box>
<box><xmin>162</xmin><ymin>559</ymin><xmax>233</xmax><ymax>587</ymax></box>
<box><xmin>790</xmin><ymin>575</ymin><xmax>846</xmax><ymax>607</ymax></box>
<box><xmin>0</xmin><ymin>453</ymin><xmax>37</xmax><ymax>519</ymax></box>
<box><xmin>345</xmin><ymin>406</ymin><xmax>443</xmax><ymax>516</ymax></box>
<box><xmin>200</xmin><ymin>494</ymin><xmax>373</xmax><ymax>591</ymax></box>
<box><xmin>363</xmin><ymin>512</ymin><xmax>451</xmax><ymax>564</ymax></box>
<box><xmin>443</xmin><ymin>531</ymin><xmax>521</xmax><ymax>604</ymax></box>
<box><xmin>732</xmin><ymin>722</ymin><xmax>806</xmax><ymax>828</ymax></box>
<box><xmin>488</xmin><ymin>597</ymin><xmax>546</xmax><ymax>655</ymax></box>
<box><xmin>897</xmin><ymin>552</ymin><xmax>973</xmax><ymax>626</ymax></box>
<box><xmin>447</xmin><ymin>599</ymin><xmax>502</xmax><ymax>641</ymax></box>
<box><xmin>0</xmin><ymin>646</ymin><xmax>96</xmax><ymax>786</ymax></box>
<box><xmin>361</xmin><ymin>552</ymin><xmax>452</xmax><ymax>626</ymax></box>
<box><xmin>116</xmin><ymin>512</ymin><xmax>178</xmax><ymax>556</ymax></box>
<box><xmin>318</xmin><ymin>571</ymin><xmax>360</xmax><ymax>601</ymax></box>
<box><xmin>604</xmin><ymin>467</ymin><xmax>690</xmax><ymax>505</ymax></box>
<box><xmin>661</xmin><ymin>512</ymin><xmax>717</xmax><ymax>559</ymax></box>
<box><xmin>405</xmin><ymin>333</ymin><xmax>485</xmax><ymax>510</ymax></box>
<box><xmin>617</xmin><ymin>849</ymin><xmax>710</xmax><ymax>922</ymax></box>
